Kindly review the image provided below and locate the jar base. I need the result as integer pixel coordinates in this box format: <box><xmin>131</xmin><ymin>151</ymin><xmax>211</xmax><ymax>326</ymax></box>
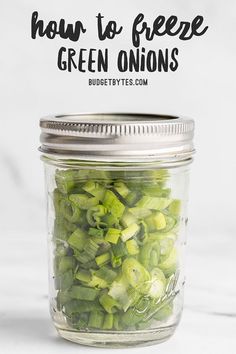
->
<box><xmin>56</xmin><ymin>325</ymin><xmax>177</xmax><ymax>348</ymax></box>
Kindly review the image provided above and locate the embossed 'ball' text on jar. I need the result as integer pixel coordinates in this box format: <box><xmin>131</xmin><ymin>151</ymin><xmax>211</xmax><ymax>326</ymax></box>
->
<box><xmin>39</xmin><ymin>113</ymin><xmax>195</xmax><ymax>348</ymax></box>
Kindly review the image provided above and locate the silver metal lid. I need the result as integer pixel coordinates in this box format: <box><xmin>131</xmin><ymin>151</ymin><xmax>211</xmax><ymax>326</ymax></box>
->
<box><xmin>39</xmin><ymin>113</ymin><xmax>195</xmax><ymax>162</ymax></box>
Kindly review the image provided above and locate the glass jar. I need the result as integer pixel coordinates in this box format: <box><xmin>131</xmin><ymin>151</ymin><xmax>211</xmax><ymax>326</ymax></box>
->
<box><xmin>39</xmin><ymin>113</ymin><xmax>195</xmax><ymax>348</ymax></box>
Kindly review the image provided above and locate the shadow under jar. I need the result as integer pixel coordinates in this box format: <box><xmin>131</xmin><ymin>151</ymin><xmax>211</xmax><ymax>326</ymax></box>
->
<box><xmin>39</xmin><ymin>113</ymin><xmax>195</xmax><ymax>348</ymax></box>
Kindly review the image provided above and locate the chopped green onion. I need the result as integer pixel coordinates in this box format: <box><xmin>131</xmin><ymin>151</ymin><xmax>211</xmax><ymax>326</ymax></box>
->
<box><xmin>63</xmin><ymin>299</ymin><xmax>102</xmax><ymax>316</ymax></box>
<box><xmin>121</xmin><ymin>223</ymin><xmax>140</xmax><ymax>242</ymax></box>
<box><xmin>94</xmin><ymin>266</ymin><xmax>117</xmax><ymax>283</ymax></box>
<box><xmin>105</xmin><ymin>228</ymin><xmax>121</xmax><ymax>244</ymax></box>
<box><xmin>55</xmin><ymin>169</ymin><xmax>77</xmax><ymax>194</ymax></box>
<box><xmin>122</xmin><ymin>258</ymin><xmax>150</xmax><ymax>291</ymax></box>
<box><xmin>55</xmin><ymin>269</ymin><xmax>74</xmax><ymax>291</ymax></box>
<box><xmin>86</xmin><ymin>205</ymin><xmax>107</xmax><ymax>227</ymax></box>
<box><xmin>60</xmin><ymin>198</ymin><xmax>81</xmax><ymax>223</ymax></box>
<box><xmin>120</xmin><ymin>211</ymin><xmax>137</xmax><ymax>228</ymax></box>
<box><xmin>148</xmin><ymin>268</ymin><xmax>166</xmax><ymax>299</ymax></box>
<box><xmin>126</xmin><ymin>239</ymin><xmax>139</xmax><ymax>255</ymax></box>
<box><xmin>88</xmin><ymin>274</ymin><xmax>108</xmax><ymax>289</ymax></box>
<box><xmin>53</xmin><ymin>168</ymin><xmax>181</xmax><ymax>331</ymax></box>
<box><xmin>56</xmin><ymin>290</ymin><xmax>71</xmax><ymax>310</ymax></box>
<box><xmin>122</xmin><ymin>307</ymin><xmax>143</xmax><ymax>327</ymax></box>
<box><xmin>129</xmin><ymin>207</ymin><xmax>152</xmax><ymax>219</ymax></box>
<box><xmin>162</xmin><ymin>215</ymin><xmax>177</xmax><ymax>232</ymax></box>
<box><xmin>69</xmin><ymin>194</ymin><xmax>99</xmax><ymax>210</ymax></box>
<box><xmin>111</xmin><ymin>253</ymin><xmax>122</xmax><ymax>268</ymax></box>
<box><xmin>139</xmin><ymin>240</ymin><xmax>160</xmax><ymax>270</ymax></box>
<box><xmin>75</xmin><ymin>269</ymin><xmax>92</xmax><ymax>283</ymax></box>
<box><xmin>113</xmin><ymin>181</ymin><xmax>130</xmax><ymax>198</ymax></box>
<box><xmin>88</xmin><ymin>228</ymin><xmax>104</xmax><ymax>238</ymax></box>
<box><xmin>67</xmin><ymin>229</ymin><xmax>86</xmax><ymax>251</ymax></box>
<box><xmin>103</xmin><ymin>313</ymin><xmax>114</xmax><ymax>329</ymax></box>
<box><xmin>135</xmin><ymin>196</ymin><xmax>172</xmax><ymax>210</ymax></box>
<box><xmin>83</xmin><ymin>239</ymin><xmax>99</xmax><ymax>258</ymax></box>
<box><xmin>112</xmin><ymin>240</ymin><xmax>127</xmax><ymax>258</ymax></box>
<box><xmin>158</xmin><ymin>248</ymin><xmax>178</xmax><ymax>277</ymax></box>
<box><xmin>99</xmin><ymin>293</ymin><xmax>119</xmax><ymax>313</ymax></box>
<box><xmin>145</xmin><ymin>212</ymin><xmax>167</xmax><ymax>231</ymax></box>
<box><xmin>108</xmin><ymin>277</ymin><xmax>131</xmax><ymax>311</ymax></box>
<box><xmin>113</xmin><ymin>313</ymin><xmax>122</xmax><ymax>330</ymax></box>
<box><xmin>88</xmin><ymin>311</ymin><xmax>104</xmax><ymax>329</ymax></box>
<box><xmin>82</xmin><ymin>181</ymin><xmax>106</xmax><ymax>201</ymax></box>
<box><xmin>53</xmin><ymin>219</ymin><xmax>69</xmax><ymax>242</ymax></box>
<box><xmin>142</xmin><ymin>185</ymin><xmax>171</xmax><ymax>198</ymax></box>
<box><xmin>70</xmin><ymin>285</ymin><xmax>100</xmax><ymax>301</ymax></box>
<box><xmin>57</xmin><ymin>256</ymin><xmax>76</xmax><ymax>274</ymax></box>
<box><xmin>102</xmin><ymin>213</ymin><xmax>119</xmax><ymax>227</ymax></box>
<box><xmin>124</xmin><ymin>191</ymin><xmax>140</xmax><ymax>207</ymax></box>
<box><xmin>103</xmin><ymin>190</ymin><xmax>125</xmax><ymax>219</ymax></box>
<box><xmin>159</xmin><ymin>238</ymin><xmax>175</xmax><ymax>261</ymax></box>
<box><xmin>95</xmin><ymin>252</ymin><xmax>111</xmax><ymax>267</ymax></box>
<box><xmin>168</xmin><ymin>199</ymin><xmax>181</xmax><ymax>216</ymax></box>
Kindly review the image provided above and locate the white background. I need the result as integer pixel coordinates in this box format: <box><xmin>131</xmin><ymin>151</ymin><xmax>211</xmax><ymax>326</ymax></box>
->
<box><xmin>1</xmin><ymin>1</ymin><xmax>236</xmax><ymax>353</ymax></box>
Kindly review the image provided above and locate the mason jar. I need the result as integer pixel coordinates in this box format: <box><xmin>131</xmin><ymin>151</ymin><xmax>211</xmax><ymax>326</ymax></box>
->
<box><xmin>39</xmin><ymin>113</ymin><xmax>195</xmax><ymax>348</ymax></box>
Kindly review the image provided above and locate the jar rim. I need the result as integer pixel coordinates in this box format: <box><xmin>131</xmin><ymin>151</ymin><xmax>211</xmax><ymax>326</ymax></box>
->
<box><xmin>39</xmin><ymin>112</ymin><xmax>195</xmax><ymax>162</ymax></box>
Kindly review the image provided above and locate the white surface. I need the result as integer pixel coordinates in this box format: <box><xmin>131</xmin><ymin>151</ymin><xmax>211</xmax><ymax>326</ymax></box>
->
<box><xmin>1</xmin><ymin>231</ymin><xmax>235</xmax><ymax>353</ymax></box>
